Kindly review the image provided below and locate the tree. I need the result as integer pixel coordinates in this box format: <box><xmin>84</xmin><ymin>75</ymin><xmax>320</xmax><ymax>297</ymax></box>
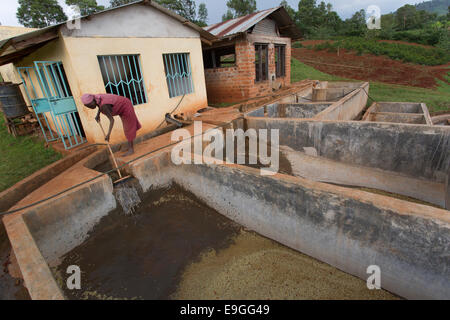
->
<box><xmin>17</xmin><ymin>0</ymin><xmax>68</xmax><ymax>28</ymax></box>
<box><xmin>154</xmin><ymin>0</ymin><xmax>197</xmax><ymax>21</ymax></box>
<box><xmin>280</xmin><ymin>0</ymin><xmax>295</xmax><ymax>20</ymax></box>
<box><xmin>222</xmin><ymin>9</ymin><xmax>234</xmax><ymax>21</ymax></box>
<box><xmin>317</xmin><ymin>1</ymin><xmax>327</xmax><ymax>20</ymax></box>
<box><xmin>395</xmin><ymin>4</ymin><xmax>437</xmax><ymax>30</ymax></box>
<box><xmin>225</xmin><ymin>0</ymin><xmax>257</xmax><ymax>19</ymax></box>
<box><xmin>180</xmin><ymin>0</ymin><xmax>197</xmax><ymax>21</ymax></box>
<box><xmin>381</xmin><ymin>13</ymin><xmax>395</xmax><ymax>29</ymax></box>
<box><xmin>66</xmin><ymin>0</ymin><xmax>104</xmax><ymax>16</ymax></box>
<box><xmin>294</xmin><ymin>0</ymin><xmax>343</xmax><ymax>38</ymax></box>
<box><xmin>197</xmin><ymin>3</ymin><xmax>208</xmax><ymax>27</ymax></box>
<box><xmin>344</xmin><ymin>9</ymin><xmax>366</xmax><ymax>36</ymax></box>
<box><xmin>396</xmin><ymin>4</ymin><xmax>420</xmax><ymax>30</ymax></box>
<box><xmin>297</xmin><ymin>0</ymin><xmax>318</xmax><ymax>35</ymax></box>
<box><xmin>109</xmin><ymin>0</ymin><xmax>135</xmax><ymax>7</ymax></box>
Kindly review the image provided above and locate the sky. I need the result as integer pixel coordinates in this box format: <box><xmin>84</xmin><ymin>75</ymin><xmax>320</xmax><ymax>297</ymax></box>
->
<box><xmin>0</xmin><ymin>0</ymin><xmax>423</xmax><ymax>27</ymax></box>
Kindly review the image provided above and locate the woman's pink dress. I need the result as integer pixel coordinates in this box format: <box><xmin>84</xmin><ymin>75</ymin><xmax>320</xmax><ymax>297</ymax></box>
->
<box><xmin>95</xmin><ymin>94</ymin><xmax>142</xmax><ymax>142</ymax></box>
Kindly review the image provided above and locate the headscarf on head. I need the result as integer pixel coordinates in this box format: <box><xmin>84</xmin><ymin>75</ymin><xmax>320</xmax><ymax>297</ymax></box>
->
<box><xmin>81</xmin><ymin>94</ymin><xmax>96</xmax><ymax>106</ymax></box>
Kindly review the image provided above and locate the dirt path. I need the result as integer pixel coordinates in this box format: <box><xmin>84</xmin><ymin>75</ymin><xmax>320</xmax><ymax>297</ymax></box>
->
<box><xmin>292</xmin><ymin>47</ymin><xmax>449</xmax><ymax>89</ymax></box>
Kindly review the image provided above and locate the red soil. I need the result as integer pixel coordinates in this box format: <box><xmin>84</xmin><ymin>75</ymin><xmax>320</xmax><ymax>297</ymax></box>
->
<box><xmin>292</xmin><ymin>47</ymin><xmax>450</xmax><ymax>89</ymax></box>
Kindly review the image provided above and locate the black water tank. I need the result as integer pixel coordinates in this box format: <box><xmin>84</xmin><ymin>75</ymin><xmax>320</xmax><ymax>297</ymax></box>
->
<box><xmin>0</xmin><ymin>82</ymin><xmax>29</xmax><ymax>118</ymax></box>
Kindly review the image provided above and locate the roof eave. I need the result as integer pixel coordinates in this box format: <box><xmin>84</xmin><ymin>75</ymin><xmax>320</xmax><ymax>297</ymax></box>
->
<box><xmin>204</xmin><ymin>6</ymin><xmax>301</xmax><ymax>40</ymax></box>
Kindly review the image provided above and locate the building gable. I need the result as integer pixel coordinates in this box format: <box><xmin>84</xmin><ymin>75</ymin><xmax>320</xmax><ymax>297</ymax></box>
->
<box><xmin>61</xmin><ymin>3</ymin><xmax>199</xmax><ymax>39</ymax></box>
<box><xmin>252</xmin><ymin>18</ymin><xmax>279</xmax><ymax>37</ymax></box>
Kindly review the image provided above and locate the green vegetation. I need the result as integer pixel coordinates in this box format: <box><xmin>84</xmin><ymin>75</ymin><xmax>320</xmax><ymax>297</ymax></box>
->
<box><xmin>112</xmin><ymin>0</ymin><xmax>209</xmax><ymax>27</ymax></box>
<box><xmin>65</xmin><ymin>0</ymin><xmax>104</xmax><ymax>16</ymax></box>
<box><xmin>17</xmin><ymin>0</ymin><xmax>210</xmax><ymax>28</ymax></box>
<box><xmin>17</xmin><ymin>0</ymin><xmax>67</xmax><ymax>28</ymax></box>
<box><xmin>369</xmin><ymin>82</ymin><xmax>450</xmax><ymax>113</ymax></box>
<box><xmin>379</xmin><ymin>2</ymin><xmax>449</xmax><ymax>48</ymax></box>
<box><xmin>436</xmin><ymin>72</ymin><xmax>450</xmax><ymax>94</ymax></box>
<box><xmin>416</xmin><ymin>0</ymin><xmax>449</xmax><ymax>16</ymax></box>
<box><xmin>0</xmin><ymin>114</ymin><xmax>62</xmax><ymax>192</ymax></box>
<box><xmin>280</xmin><ymin>0</ymin><xmax>449</xmax><ymax>49</ymax></box>
<box><xmin>312</xmin><ymin>38</ymin><xmax>449</xmax><ymax>65</ymax></box>
<box><xmin>291</xmin><ymin>58</ymin><xmax>450</xmax><ymax>113</ymax></box>
<box><xmin>222</xmin><ymin>0</ymin><xmax>257</xmax><ymax>21</ymax></box>
<box><xmin>379</xmin><ymin>29</ymin><xmax>442</xmax><ymax>47</ymax></box>
<box><xmin>291</xmin><ymin>57</ymin><xmax>342</xmax><ymax>83</ymax></box>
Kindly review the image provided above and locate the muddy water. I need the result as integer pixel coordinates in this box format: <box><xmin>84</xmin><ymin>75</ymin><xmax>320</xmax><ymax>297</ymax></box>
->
<box><xmin>54</xmin><ymin>184</ymin><xmax>397</xmax><ymax>300</ymax></box>
<box><xmin>55</xmin><ymin>185</ymin><xmax>241</xmax><ymax>300</ymax></box>
<box><xmin>0</xmin><ymin>225</ymin><xmax>30</xmax><ymax>300</ymax></box>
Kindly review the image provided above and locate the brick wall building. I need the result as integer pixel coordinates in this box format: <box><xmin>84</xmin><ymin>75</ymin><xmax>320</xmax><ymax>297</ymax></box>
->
<box><xmin>202</xmin><ymin>7</ymin><xmax>300</xmax><ymax>104</ymax></box>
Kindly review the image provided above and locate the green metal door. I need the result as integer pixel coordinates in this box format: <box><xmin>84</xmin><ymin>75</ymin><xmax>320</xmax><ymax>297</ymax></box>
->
<box><xmin>18</xmin><ymin>61</ymin><xmax>86</xmax><ymax>150</ymax></box>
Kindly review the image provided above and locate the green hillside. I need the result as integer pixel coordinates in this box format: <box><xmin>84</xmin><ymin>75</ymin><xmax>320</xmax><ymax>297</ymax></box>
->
<box><xmin>415</xmin><ymin>0</ymin><xmax>449</xmax><ymax>16</ymax></box>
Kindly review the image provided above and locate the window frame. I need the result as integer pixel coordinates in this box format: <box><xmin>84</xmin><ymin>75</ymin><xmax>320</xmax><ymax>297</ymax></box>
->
<box><xmin>163</xmin><ymin>52</ymin><xmax>195</xmax><ymax>99</ymax></box>
<box><xmin>203</xmin><ymin>45</ymin><xmax>236</xmax><ymax>69</ymax></box>
<box><xmin>275</xmin><ymin>44</ymin><xmax>286</xmax><ymax>78</ymax></box>
<box><xmin>97</xmin><ymin>54</ymin><xmax>148</xmax><ymax>106</ymax></box>
<box><xmin>255</xmin><ymin>43</ymin><xmax>269</xmax><ymax>83</ymax></box>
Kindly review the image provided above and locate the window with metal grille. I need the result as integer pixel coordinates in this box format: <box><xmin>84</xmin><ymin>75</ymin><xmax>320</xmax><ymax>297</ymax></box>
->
<box><xmin>255</xmin><ymin>44</ymin><xmax>268</xmax><ymax>82</ymax></box>
<box><xmin>163</xmin><ymin>53</ymin><xmax>194</xmax><ymax>98</ymax></box>
<box><xmin>275</xmin><ymin>45</ymin><xmax>286</xmax><ymax>77</ymax></box>
<box><xmin>97</xmin><ymin>55</ymin><xmax>147</xmax><ymax>105</ymax></box>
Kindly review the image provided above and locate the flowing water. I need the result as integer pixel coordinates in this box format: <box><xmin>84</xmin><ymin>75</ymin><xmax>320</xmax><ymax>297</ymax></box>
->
<box><xmin>94</xmin><ymin>160</ymin><xmax>142</xmax><ymax>215</ymax></box>
<box><xmin>114</xmin><ymin>181</ymin><xmax>142</xmax><ymax>215</ymax></box>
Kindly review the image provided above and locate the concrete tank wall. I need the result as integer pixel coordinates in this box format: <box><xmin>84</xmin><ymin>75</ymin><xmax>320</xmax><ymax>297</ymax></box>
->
<box><xmin>4</xmin><ymin>148</ymin><xmax>450</xmax><ymax>300</ymax></box>
<box><xmin>246</xmin><ymin>118</ymin><xmax>450</xmax><ymax>184</ymax></box>
<box><xmin>129</xmin><ymin>153</ymin><xmax>450</xmax><ymax>299</ymax></box>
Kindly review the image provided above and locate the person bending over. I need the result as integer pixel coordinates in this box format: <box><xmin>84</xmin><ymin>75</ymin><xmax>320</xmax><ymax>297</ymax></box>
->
<box><xmin>82</xmin><ymin>93</ymin><xmax>141</xmax><ymax>156</ymax></box>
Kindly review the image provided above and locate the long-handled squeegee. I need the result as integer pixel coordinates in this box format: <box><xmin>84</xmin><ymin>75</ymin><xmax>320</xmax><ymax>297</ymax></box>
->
<box><xmin>98</xmin><ymin>121</ymin><xmax>132</xmax><ymax>185</ymax></box>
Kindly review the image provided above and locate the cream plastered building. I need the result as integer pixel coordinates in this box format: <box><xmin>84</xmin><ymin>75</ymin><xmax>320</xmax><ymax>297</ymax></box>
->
<box><xmin>0</xmin><ymin>1</ymin><xmax>215</xmax><ymax>145</ymax></box>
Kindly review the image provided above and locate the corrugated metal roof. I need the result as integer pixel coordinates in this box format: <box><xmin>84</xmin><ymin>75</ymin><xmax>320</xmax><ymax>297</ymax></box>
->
<box><xmin>0</xmin><ymin>0</ymin><xmax>216</xmax><ymax>65</ymax></box>
<box><xmin>206</xmin><ymin>7</ymin><xmax>278</xmax><ymax>38</ymax></box>
<box><xmin>205</xmin><ymin>7</ymin><xmax>301</xmax><ymax>40</ymax></box>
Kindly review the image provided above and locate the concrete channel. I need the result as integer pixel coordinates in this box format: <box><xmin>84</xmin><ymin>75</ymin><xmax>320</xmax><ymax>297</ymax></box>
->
<box><xmin>1</xmin><ymin>81</ymin><xmax>449</xmax><ymax>300</ymax></box>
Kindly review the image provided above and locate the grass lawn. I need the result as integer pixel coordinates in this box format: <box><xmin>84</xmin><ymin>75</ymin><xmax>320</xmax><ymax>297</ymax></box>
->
<box><xmin>291</xmin><ymin>57</ymin><xmax>450</xmax><ymax>113</ymax></box>
<box><xmin>0</xmin><ymin>114</ymin><xmax>62</xmax><ymax>192</ymax></box>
